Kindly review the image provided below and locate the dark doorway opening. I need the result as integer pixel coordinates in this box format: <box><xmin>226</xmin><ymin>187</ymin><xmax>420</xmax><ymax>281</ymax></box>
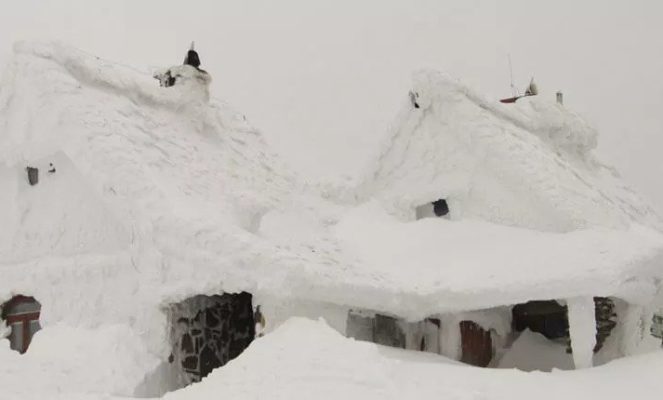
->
<box><xmin>169</xmin><ymin>292</ymin><xmax>255</xmax><ymax>384</ymax></box>
<box><xmin>512</xmin><ymin>300</ymin><xmax>569</xmax><ymax>340</ymax></box>
<box><xmin>511</xmin><ymin>298</ymin><xmax>616</xmax><ymax>354</ymax></box>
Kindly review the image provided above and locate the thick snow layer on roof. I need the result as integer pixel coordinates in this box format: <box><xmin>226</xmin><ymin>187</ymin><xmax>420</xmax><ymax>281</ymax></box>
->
<box><xmin>166</xmin><ymin>317</ymin><xmax>663</xmax><ymax>400</ymax></box>
<box><xmin>359</xmin><ymin>70</ymin><xmax>662</xmax><ymax>233</ymax></box>
<box><xmin>0</xmin><ymin>41</ymin><xmax>296</xmax><ymax>292</ymax></box>
<box><xmin>331</xmin><ymin>201</ymin><xmax>663</xmax><ymax>312</ymax></box>
<box><xmin>1</xmin><ymin>42</ymin><xmax>662</xmax><ymax>321</ymax></box>
<box><xmin>256</xmin><ymin>200</ymin><xmax>663</xmax><ymax>319</ymax></box>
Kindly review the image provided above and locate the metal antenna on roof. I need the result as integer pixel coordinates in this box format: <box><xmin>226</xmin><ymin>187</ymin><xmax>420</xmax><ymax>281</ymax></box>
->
<box><xmin>508</xmin><ymin>54</ymin><xmax>518</xmax><ymax>97</ymax></box>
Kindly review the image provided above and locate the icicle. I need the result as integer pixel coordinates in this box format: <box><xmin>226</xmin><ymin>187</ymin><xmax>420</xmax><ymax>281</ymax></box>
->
<box><xmin>439</xmin><ymin>315</ymin><xmax>462</xmax><ymax>360</ymax></box>
<box><xmin>567</xmin><ymin>297</ymin><xmax>596</xmax><ymax>369</ymax></box>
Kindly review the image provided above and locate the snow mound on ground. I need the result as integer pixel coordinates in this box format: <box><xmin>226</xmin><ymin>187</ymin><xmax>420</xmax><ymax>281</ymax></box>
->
<box><xmin>359</xmin><ymin>70</ymin><xmax>661</xmax><ymax>233</ymax></box>
<box><xmin>164</xmin><ymin>317</ymin><xmax>458</xmax><ymax>400</ymax></box>
<box><xmin>165</xmin><ymin>317</ymin><xmax>663</xmax><ymax>400</ymax></box>
<box><xmin>0</xmin><ymin>323</ymin><xmax>157</xmax><ymax>398</ymax></box>
<box><xmin>498</xmin><ymin>329</ymin><xmax>574</xmax><ymax>371</ymax></box>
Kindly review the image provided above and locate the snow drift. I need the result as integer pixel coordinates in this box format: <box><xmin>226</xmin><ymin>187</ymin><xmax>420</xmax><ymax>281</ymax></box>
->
<box><xmin>166</xmin><ymin>318</ymin><xmax>663</xmax><ymax>400</ymax></box>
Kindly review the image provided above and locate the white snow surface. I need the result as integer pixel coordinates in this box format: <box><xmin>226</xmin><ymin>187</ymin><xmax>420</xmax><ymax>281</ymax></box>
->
<box><xmin>166</xmin><ymin>318</ymin><xmax>663</xmax><ymax>400</ymax></box>
<box><xmin>497</xmin><ymin>329</ymin><xmax>574</xmax><ymax>372</ymax></box>
<box><xmin>1</xmin><ymin>42</ymin><xmax>663</xmax><ymax>398</ymax></box>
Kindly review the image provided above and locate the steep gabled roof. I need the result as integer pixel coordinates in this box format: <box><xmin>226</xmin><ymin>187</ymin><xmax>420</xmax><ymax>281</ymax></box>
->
<box><xmin>0</xmin><ymin>44</ymin><xmax>661</xmax><ymax>323</ymax></box>
<box><xmin>358</xmin><ymin>70</ymin><xmax>662</xmax><ymax>233</ymax></box>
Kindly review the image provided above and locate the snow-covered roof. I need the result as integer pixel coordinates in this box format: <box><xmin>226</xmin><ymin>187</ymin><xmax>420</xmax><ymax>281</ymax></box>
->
<box><xmin>0</xmin><ymin>42</ymin><xmax>662</xmax><ymax>327</ymax></box>
<box><xmin>0</xmin><ymin>41</ymin><xmax>298</xmax><ymax>326</ymax></box>
<box><xmin>358</xmin><ymin>70</ymin><xmax>662</xmax><ymax>233</ymax></box>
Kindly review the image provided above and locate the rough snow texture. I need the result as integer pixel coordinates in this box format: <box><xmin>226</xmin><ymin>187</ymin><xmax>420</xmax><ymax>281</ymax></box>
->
<box><xmin>497</xmin><ymin>329</ymin><xmax>574</xmax><ymax>371</ymax></box>
<box><xmin>358</xmin><ymin>71</ymin><xmax>661</xmax><ymax>233</ymax></box>
<box><xmin>1</xmin><ymin>42</ymin><xmax>663</xmax><ymax>398</ymax></box>
<box><xmin>164</xmin><ymin>318</ymin><xmax>663</xmax><ymax>400</ymax></box>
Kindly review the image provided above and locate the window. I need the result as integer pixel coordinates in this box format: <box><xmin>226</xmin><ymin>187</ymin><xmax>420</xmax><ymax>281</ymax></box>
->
<box><xmin>1</xmin><ymin>296</ymin><xmax>41</xmax><ymax>354</ymax></box>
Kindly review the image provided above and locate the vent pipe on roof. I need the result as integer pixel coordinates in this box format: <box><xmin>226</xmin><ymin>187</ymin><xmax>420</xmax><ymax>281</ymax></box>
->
<box><xmin>556</xmin><ymin>91</ymin><xmax>564</xmax><ymax>105</ymax></box>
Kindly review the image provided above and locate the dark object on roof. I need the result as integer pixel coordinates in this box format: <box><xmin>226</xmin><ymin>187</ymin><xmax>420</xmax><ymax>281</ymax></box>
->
<box><xmin>409</xmin><ymin>91</ymin><xmax>420</xmax><ymax>109</ymax></box>
<box><xmin>26</xmin><ymin>166</ymin><xmax>38</xmax><ymax>186</ymax></box>
<box><xmin>432</xmin><ymin>199</ymin><xmax>449</xmax><ymax>217</ymax></box>
<box><xmin>48</xmin><ymin>163</ymin><xmax>56</xmax><ymax>173</ymax></box>
<box><xmin>499</xmin><ymin>96</ymin><xmax>520</xmax><ymax>104</ymax></box>
<box><xmin>184</xmin><ymin>50</ymin><xmax>201</xmax><ymax>69</ymax></box>
<box><xmin>524</xmin><ymin>78</ymin><xmax>538</xmax><ymax>96</ymax></box>
<box><xmin>500</xmin><ymin>78</ymin><xmax>538</xmax><ymax>104</ymax></box>
<box><xmin>183</xmin><ymin>41</ymin><xmax>201</xmax><ymax>69</ymax></box>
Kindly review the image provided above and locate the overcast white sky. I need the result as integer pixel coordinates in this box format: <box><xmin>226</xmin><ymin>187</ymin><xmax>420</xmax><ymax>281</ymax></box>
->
<box><xmin>1</xmin><ymin>0</ymin><xmax>662</xmax><ymax>210</ymax></box>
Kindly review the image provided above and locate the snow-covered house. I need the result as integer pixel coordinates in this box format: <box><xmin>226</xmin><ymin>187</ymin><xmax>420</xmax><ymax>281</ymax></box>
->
<box><xmin>1</xmin><ymin>42</ymin><xmax>662</xmax><ymax>398</ymax></box>
<box><xmin>336</xmin><ymin>70</ymin><xmax>663</xmax><ymax>370</ymax></box>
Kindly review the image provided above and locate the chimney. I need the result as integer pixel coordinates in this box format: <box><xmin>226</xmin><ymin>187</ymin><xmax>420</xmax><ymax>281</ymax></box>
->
<box><xmin>556</xmin><ymin>91</ymin><xmax>564</xmax><ymax>105</ymax></box>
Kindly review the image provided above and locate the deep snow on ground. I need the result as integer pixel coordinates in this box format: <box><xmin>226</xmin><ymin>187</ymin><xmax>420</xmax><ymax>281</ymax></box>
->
<box><xmin>497</xmin><ymin>329</ymin><xmax>574</xmax><ymax>371</ymax></box>
<box><xmin>166</xmin><ymin>318</ymin><xmax>663</xmax><ymax>400</ymax></box>
<box><xmin>1</xmin><ymin>41</ymin><xmax>663</xmax><ymax>399</ymax></box>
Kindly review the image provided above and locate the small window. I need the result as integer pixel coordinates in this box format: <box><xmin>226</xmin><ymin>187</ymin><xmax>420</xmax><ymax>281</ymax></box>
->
<box><xmin>1</xmin><ymin>295</ymin><xmax>41</xmax><ymax>353</ymax></box>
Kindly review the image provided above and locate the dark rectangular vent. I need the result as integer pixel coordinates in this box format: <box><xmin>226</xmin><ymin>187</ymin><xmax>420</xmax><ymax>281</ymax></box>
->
<box><xmin>432</xmin><ymin>199</ymin><xmax>449</xmax><ymax>217</ymax></box>
<box><xmin>26</xmin><ymin>167</ymin><xmax>39</xmax><ymax>186</ymax></box>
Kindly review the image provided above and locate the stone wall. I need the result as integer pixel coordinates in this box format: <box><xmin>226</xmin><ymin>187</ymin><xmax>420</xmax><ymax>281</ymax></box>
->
<box><xmin>169</xmin><ymin>293</ymin><xmax>255</xmax><ymax>385</ymax></box>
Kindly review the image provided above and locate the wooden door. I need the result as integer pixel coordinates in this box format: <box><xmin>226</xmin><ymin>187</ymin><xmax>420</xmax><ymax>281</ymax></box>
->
<box><xmin>460</xmin><ymin>320</ymin><xmax>492</xmax><ymax>367</ymax></box>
